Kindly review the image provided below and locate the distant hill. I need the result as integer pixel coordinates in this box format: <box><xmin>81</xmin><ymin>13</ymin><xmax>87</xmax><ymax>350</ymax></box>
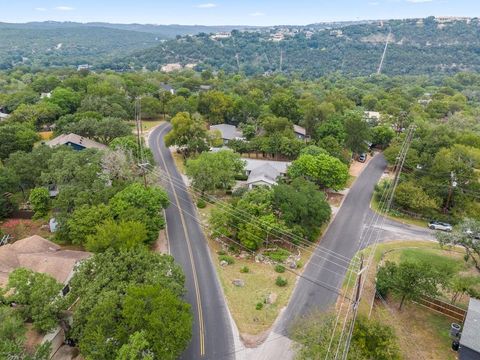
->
<box><xmin>120</xmin><ymin>17</ymin><xmax>480</xmax><ymax>77</ymax></box>
<box><xmin>1</xmin><ymin>17</ymin><xmax>480</xmax><ymax>77</ymax></box>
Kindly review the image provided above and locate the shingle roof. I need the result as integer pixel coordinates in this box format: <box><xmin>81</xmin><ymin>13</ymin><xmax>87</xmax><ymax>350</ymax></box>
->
<box><xmin>0</xmin><ymin>235</ymin><xmax>91</xmax><ymax>286</ymax></box>
<box><xmin>46</xmin><ymin>133</ymin><xmax>107</xmax><ymax>150</ymax></box>
<box><xmin>247</xmin><ymin>163</ymin><xmax>280</xmax><ymax>186</ymax></box>
<box><xmin>461</xmin><ymin>298</ymin><xmax>480</xmax><ymax>352</ymax></box>
<box><xmin>210</xmin><ymin>124</ymin><xmax>243</xmax><ymax>141</ymax></box>
<box><xmin>244</xmin><ymin>159</ymin><xmax>290</xmax><ymax>174</ymax></box>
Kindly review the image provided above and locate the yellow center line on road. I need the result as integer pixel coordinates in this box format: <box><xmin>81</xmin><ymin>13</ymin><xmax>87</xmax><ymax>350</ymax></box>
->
<box><xmin>154</xmin><ymin>125</ymin><xmax>206</xmax><ymax>357</ymax></box>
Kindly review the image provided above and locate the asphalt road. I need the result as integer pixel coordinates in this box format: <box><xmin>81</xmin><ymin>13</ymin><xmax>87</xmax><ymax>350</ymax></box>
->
<box><xmin>276</xmin><ymin>154</ymin><xmax>389</xmax><ymax>333</ymax></box>
<box><xmin>149</xmin><ymin>123</ymin><xmax>234</xmax><ymax>360</ymax></box>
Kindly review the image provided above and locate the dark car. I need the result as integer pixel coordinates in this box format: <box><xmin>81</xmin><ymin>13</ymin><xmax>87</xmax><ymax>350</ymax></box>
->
<box><xmin>358</xmin><ymin>153</ymin><xmax>367</xmax><ymax>163</ymax></box>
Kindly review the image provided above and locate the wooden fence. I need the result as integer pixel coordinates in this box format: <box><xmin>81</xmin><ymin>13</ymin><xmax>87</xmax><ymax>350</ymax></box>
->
<box><xmin>415</xmin><ymin>296</ymin><xmax>466</xmax><ymax>322</ymax></box>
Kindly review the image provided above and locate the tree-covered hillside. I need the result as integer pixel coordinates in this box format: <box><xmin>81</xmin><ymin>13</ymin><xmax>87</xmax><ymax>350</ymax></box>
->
<box><xmin>123</xmin><ymin>17</ymin><xmax>480</xmax><ymax>77</ymax></box>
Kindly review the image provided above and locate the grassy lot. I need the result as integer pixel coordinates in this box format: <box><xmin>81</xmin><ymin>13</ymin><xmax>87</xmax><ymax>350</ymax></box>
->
<box><xmin>345</xmin><ymin>174</ymin><xmax>356</xmax><ymax>188</ymax></box>
<box><xmin>171</xmin><ymin>150</ymin><xmax>186</xmax><ymax>174</ymax></box>
<box><xmin>128</xmin><ymin>118</ymin><xmax>165</xmax><ymax>132</ymax></box>
<box><xmin>371</xmin><ymin>196</ymin><xmax>428</xmax><ymax>228</ymax></box>
<box><xmin>341</xmin><ymin>240</ymin><xmax>475</xmax><ymax>360</ymax></box>
<box><xmin>197</xmin><ymin>200</ymin><xmax>315</xmax><ymax>336</ymax></box>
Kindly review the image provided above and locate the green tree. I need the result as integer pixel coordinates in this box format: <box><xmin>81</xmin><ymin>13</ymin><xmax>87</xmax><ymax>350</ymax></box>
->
<box><xmin>122</xmin><ymin>285</ymin><xmax>192</xmax><ymax>360</ymax></box>
<box><xmin>47</xmin><ymin>87</ymin><xmax>81</xmax><ymax>114</ymax></box>
<box><xmin>0</xmin><ymin>123</ymin><xmax>39</xmax><ymax>160</ymax></box>
<box><xmin>64</xmin><ymin>117</ymin><xmax>131</xmax><ymax>144</ymax></box>
<box><xmin>164</xmin><ymin>112</ymin><xmax>209</xmax><ymax>157</ymax></box>
<box><xmin>6</xmin><ymin>268</ymin><xmax>62</xmax><ymax>332</ymax></box>
<box><xmin>64</xmin><ymin>204</ymin><xmax>112</xmax><ymax>245</ymax></box>
<box><xmin>272</xmin><ymin>178</ymin><xmax>331</xmax><ymax>241</ymax></box>
<box><xmin>437</xmin><ymin>218</ymin><xmax>480</xmax><ymax>271</ymax></box>
<box><xmin>186</xmin><ymin>150</ymin><xmax>245</xmax><ymax>194</ymax></box>
<box><xmin>344</xmin><ymin>110</ymin><xmax>371</xmax><ymax>155</ymax></box>
<box><xmin>85</xmin><ymin>219</ymin><xmax>148</xmax><ymax>253</ymax></box>
<box><xmin>269</xmin><ymin>92</ymin><xmax>300</xmax><ymax>123</ymax></box>
<box><xmin>394</xmin><ymin>181</ymin><xmax>438</xmax><ymax>214</ymax></box>
<box><xmin>116</xmin><ymin>331</ymin><xmax>154</xmax><ymax>360</ymax></box>
<box><xmin>371</xmin><ymin>125</ymin><xmax>395</xmax><ymax>148</ymax></box>
<box><xmin>197</xmin><ymin>90</ymin><xmax>234</xmax><ymax>124</ymax></box>
<box><xmin>287</xmin><ymin>153</ymin><xmax>349</xmax><ymax>191</ymax></box>
<box><xmin>140</xmin><ymin>96</ymin><xmax>162</xmax><ymax>119</ymax></box>
<box><xmin>29</xmin><ymin>187</ymin><xmax>50</xmax><ymax>219</ymax></box>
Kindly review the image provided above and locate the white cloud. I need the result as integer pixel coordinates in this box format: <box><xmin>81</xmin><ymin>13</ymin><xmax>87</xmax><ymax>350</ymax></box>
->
<box><xmin>55</xmin><ymin>6</ymin><xmax>75</xmax><ymax>11</ymax></box>
<box><xmin>195</xmin><ymin>3</ymin><xmax>217</xmax><ymax>8</ymax></box>
<box><xmin>250</xmin><ymin>12</ymin><xmax>264</xmax><ymax>17</ymax></box>
<box><xmin>406</xmin><ymin>0</ymin><xmax>433</xmax><ymax>3</ymax></box>
<box><xmin>35</xmin><ymin>7</ymin><xmax>47</xmax><ymax>11</ymax></box>
<box><xmin>368</xmin><ymin>1</ymin><xmax>380</xmax><ymax>5</ymax></box>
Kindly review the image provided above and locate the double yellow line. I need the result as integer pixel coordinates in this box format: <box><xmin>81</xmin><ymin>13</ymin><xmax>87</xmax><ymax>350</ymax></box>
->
<box><xmin>155</xmin><ymin>125</ymin><xmax>206</xmax><ymax>356</ymax></box>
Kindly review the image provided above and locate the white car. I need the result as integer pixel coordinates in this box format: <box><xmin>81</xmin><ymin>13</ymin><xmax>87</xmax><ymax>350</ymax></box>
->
<box><xmin>428</xmin><ymin>221</ymin><xmax>452</xmax><ymax>232</ymax></box>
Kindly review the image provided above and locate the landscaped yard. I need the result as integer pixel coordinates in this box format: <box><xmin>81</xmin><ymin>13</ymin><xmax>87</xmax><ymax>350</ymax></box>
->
<box><xmin>341</xmin><ymin>240</ymin><xmax>478</xmax><ymax>360</ymax></box>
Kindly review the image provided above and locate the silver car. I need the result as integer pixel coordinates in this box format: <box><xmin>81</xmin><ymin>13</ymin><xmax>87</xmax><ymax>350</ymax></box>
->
<box><xmin>428</xmin><ymin>221</ymin><xmax>452</xmax><ymax>232</ymax></box>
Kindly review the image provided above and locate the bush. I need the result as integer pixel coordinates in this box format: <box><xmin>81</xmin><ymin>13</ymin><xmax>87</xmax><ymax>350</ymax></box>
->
<box><xmin>274</xmin><ymin>265</ymin><xmax>286</xmax><ymax>273</ymax></box>
<box><xmin>217</xmin><ymin>250</ymin><xmax>226</xmax><ymax>256</ymax></box>
<box><xmin>275</xmin><ymin>276</ymin><xmax>288</xmax><ymax>287</ymax></box>
<box><xmin>296</xmin><ymin>261</ymin><xmax>303</xmax><ymax>269</ymax></box>
<box><xmin>234</xmin><ymin>173</ymin><xmax>249</xmax><ymax>181</ymax></box>
<box><xmin>256</xmin><ymin>302</ymin><xmax>263</xmax><ymax>310</ymax></box>
<box><xmin>219</xmin><ymin>255</ymin><xmax>235</xmax><ymax>265</ymax></box>
<box><xmin>265</xmin><ymin>248</ymin><xmax>291</xmax><ymax>262</ymax></box>
<box><xmin>232</xmin><ymin>186</ymin><xmax>248</xmax><ymax>198</ymax></box>
<box><xmin>240</xmin><ymin>266</ymin><xmax>250</xmax><ymax>273</ymax></box>
<box><xmin>197</xmin><ymin>198</ymin><xmax>207</xmax><ymax>208</ymax></box>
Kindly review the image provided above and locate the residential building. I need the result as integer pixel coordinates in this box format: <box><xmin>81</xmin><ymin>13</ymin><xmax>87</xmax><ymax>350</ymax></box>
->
<box><xmin>459</xmin><ymin>298</ymin><xmax>480</xmax><ymax>360</ymax></box>
<box><xmin>210</xmin><ymin>124</ymin><xmax>244</xmax><ymax>144</ymax></box>
<box><xmin>0</xmin><ymin>235</ymin><xmax>91</xmax><ymax>289</ymax></box>
<box><xmin>40</xmin><ymin>92</ymin><xmax>52</xmax><ymax>99</ymax></box>
<box><xmin>200</xmin><ymin>84</ymin><xmax>213</xmax><ymax>91</ymax></box>
<box><xmin>77</xmin><ymin>64</ymin><xmax>90</xmax><ymax>71</ymax></box>
<box><xmin>243</xmin><ymin>159</ymin><xmax>290</xmax><ymax>188</ymax></box>
<box><xmin>364</xmin><ymin>111</ymin><xmax>381</xmax><ymax>123</ymax></box>
<box><xmin>160</xmin><ymin>83</ymin><xmax>176</xmax><ymax>95</ymax></box>
<box><xmin>246</xmin><ymin>163</ymin><xmax>281</xmax><ymax>189</ymax></box>
<box><xmin>293</xmin><ymin>124</ymin><xmax>307</xmax><ymax>140</ymax></box>
<box><xmin>0</xmin><ymin>112</ymin><xmax>9</xmax><ymax>121</ymax></box>
<box><xmin>46</xmin><ymin>133</ymin><xmax>108</xmax><ymax>151</ymax></box>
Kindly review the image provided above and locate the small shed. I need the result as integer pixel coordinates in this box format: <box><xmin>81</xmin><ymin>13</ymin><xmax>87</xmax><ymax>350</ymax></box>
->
<box><xmin>459</xmin><ymin>298</ymin><xmax>480</xmax><ymax>360</ymax></box>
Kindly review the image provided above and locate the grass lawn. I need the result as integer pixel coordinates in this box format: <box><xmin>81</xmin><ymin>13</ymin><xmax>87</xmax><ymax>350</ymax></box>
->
<box><xmin>341</xmin><ymin>240</ymin><xmax>475</xmax><ymax>360</ymax></box>
<box><xmin>345</xmin><ymin>174</ymin><xmax>356</xmax><ymax>188</ymax></box>
<box><xmin>370</xmin><ymin>196</ymin><xmax>428</xmax><ymax>228</ymax></box>
<box><xmin>197</xmin><ymin>200</ymin><xmax>314</xmax><ymax>336</ymax></box>
<box><xmin>128</xmin><ymin>118</ymin><xmax>165</xmax><ymax>133</ymax></box>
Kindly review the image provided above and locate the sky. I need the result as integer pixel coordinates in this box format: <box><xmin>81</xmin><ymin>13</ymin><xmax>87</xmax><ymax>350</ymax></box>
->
<box><xmin>0</xmin><ymin>0</ymin><xmax>478</xmax><ymax>26</ymax></box>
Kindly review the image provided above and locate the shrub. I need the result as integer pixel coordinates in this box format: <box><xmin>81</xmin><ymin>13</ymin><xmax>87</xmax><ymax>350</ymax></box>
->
<box><xmin>240</xmin><ymin>266</ymin><xmax>250</xmax><ymax>273</ymax></box>
<box><xmin>296</xmin><ymin>261</ymin><xmax>303</xmax><ymax>269</ymax></box>
<box><xmin>265</xmin><ymin>248</ymin><xmax>291</xmax><ymax>262</ymax></box>
<box><xmin>219</xmin><ymin>255</ymin><xmax>235</xmax><ymax>265</ymax></box>
<box><xmin>197</xmin><ymin>198</ymin><xmax>207</xmax><ymax>208</ymax></box>
<box><xmin>256</xmin><ymin>302</ymin><xmax>263</xmax><ymax>310</ymax></box>
<box><xmin>274</xmin><ymin>265</ymin><xmax>286</xmax><ymax>273</ymax></box>
<box><xmin>217</xmin><ymin>250</ymin><xmax>226</xmax><ymax>256</ymax></box>
<box><xmin>275</xmin><ymin>276</ymin><xmax>288</xmax><ymax>287</ymax></box>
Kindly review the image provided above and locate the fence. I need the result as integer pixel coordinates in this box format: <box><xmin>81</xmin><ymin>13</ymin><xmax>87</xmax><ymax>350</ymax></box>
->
<box><xmin>415</xmin><ymin>296</ymin><xmax>467</xmax><ymax>323</ymax></box>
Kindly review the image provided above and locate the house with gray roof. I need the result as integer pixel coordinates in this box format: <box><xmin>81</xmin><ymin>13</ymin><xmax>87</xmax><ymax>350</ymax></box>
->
<box><xmin>247</xmin><ymin>163</ymin><xmax>281</xmax><ymax>189</ymax></box>
<box><xmin>293</xmin><ymin>124</ymin><xmax>307</xmax><ymax>140</ymax></box>
<box><xmin>46</xmin><ymin>133</ymin><xmax>107</xmax><ymax>151</ymax></box>
<box><xmin>459</xmin><ymin>297</ymin><xmax>480</xmax><ymax>360</ymax></box>
<box><xmin>160</xmin><ymin>83</ymin><xmax>176</xmax><ymax>95</ymax></box>
<box><xmin>210</xmin><ymin>124</ymin><xmax>244</xmax><ymax>144</ymax></box>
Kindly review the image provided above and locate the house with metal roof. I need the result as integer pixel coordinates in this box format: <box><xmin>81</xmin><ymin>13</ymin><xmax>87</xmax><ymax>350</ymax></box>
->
<box><xmin>210</xmin><ymin>124</ymin><xmax>244</xmax><ymax>144</ymax></box>
<box><xmin>293</xmin><ymin>124</ymin><xmax>307</xmax><ymax>140</ymax></box>
<box><xmin>459</xmin><ymin>298</ymin><xmax>480</xmax><ymax>360</ymax></box>
<box><xmin>246</xmin><ymin>163</ymin><xmax>281</xmax><ymax>189</ymax></box>
<box><xmin>46</xmin><ymin>133</ymin><xmax>107</xmax><ymax>151</ymax></box>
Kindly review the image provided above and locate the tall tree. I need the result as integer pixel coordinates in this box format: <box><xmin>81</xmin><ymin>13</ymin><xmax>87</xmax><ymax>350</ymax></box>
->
<box><xmin>164</xmin><ymin>112</ymin><xmax>209</xmax><ymax>157</ymax></box>
<box><xmin>344</xmin><ymin>110</ymin><xmax>371</xmax><ymax>155</ymax></box>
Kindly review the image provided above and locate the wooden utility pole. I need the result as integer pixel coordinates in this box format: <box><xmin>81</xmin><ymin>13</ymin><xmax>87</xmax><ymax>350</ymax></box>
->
<box><xmin>135</xmin><ymin>97</ymin><xmax>148</xmax><ymax>188</ymax></box>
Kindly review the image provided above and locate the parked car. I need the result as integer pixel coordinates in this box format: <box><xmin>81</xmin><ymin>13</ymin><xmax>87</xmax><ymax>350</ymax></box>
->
<box><xmin>358</xmin><ymin>153</ymin><xmax>367</xmax><ymax>163</ymax></box>
<box><xmin>428</xmin><ymin>221</ymin><xmax>452</xmax><ymax>232</ymax></box>
<box><xmin>465</xmin><ymin>229</ymin><xmax>480</xmax><ymax>240</ymax></box>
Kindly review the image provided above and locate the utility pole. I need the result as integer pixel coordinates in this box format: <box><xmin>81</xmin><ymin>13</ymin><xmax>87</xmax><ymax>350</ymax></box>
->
<box><xmin>135</xmin><ymin>97</ymin><xmax>148</xmax><ymax>188</ymax></box>
<box><xmin>444</xmin><ymin>171</ymin><xmax>457</xmax><ymax>213</ymax></box>
<box><xmin>355</xmin><ymin>253</ymin><xmax>365</xmax><ymax>308</ymax></box>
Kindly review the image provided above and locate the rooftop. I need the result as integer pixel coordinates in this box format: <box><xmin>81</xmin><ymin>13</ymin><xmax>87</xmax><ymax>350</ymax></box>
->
<box><xmin>244</xmin><ymin>159</ymin><xmax>290</xmax><ymax>174</ymax></box>
<box><xmin>46</xmin><ymin>133</ymin><xmax>107</xmax><ymax>150</ymax></box>
<box><xmin>461</xmin><ymin>297</ymin><xmax>480</xmax><ymax>352</ymax></box>
<box><xmin>247</xmin><ymin>163</ymin><xmax>281</xmax><ymax>186</ymax></box>
<box><xmin>0</xmin><ymin>235</ymin><xmax>91</xmax><ymax>286</ymax></box>
<box><xmin>210</xmin><ymin>124</ymin><xmax>243</xmax><ymax>141</ymax></box>
<box><xmin>293</xmin><ymin>124</ymin><xmax>306</xmax><ymax>136</ymax></box>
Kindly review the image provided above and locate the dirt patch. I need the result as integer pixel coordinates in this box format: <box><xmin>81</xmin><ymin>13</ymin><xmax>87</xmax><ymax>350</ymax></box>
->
<box><xmin>240</xmin><ymin>329</ymin><xmax>271</xmax><ymax>348</ymax></box>
<box><xmin>349</xmin><ymin>154</ymin><xmax>373</xmax><ymax>177</ymax></box>
<box><xmin>152</xmin><ymin>227</ymin><xmax>169</xmax><ymax>254</ymax></box>
<box><xmin>326</xmin><ymin>192</ymin><xmax>344</xmax><ymax>207</ymax></box>
<box><xmin>1</xmin><ymin>219</ymin><xmax>52</xmax><ymax>242</ymax></box>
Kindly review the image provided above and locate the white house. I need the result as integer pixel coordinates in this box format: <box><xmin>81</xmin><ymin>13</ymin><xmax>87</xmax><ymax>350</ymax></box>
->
<box><xmin>244</xmin><ymin>159</ymin><xmax>291</xmax><ymax>189</ymax></box>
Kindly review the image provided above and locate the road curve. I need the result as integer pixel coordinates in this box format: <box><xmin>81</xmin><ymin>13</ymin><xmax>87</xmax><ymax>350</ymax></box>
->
<box><xmin>149</xmin><ymin>123</ymin><xmax>234</xmax><ymax>360</ymax></box>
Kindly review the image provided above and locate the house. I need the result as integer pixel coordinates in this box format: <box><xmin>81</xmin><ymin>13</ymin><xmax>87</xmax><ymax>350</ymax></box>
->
<box><xmin>0</xmin><ymin>235</ymin><xmax>91</xmax><ymax>289</ymax></box>
<box><xmin>243</xmin><ymin>159</ymin><xmax>290</xmax><ymax>188</ymax></box>
<box><xmin>0</xmin><ymin>111</ymin><xmax>10</xmax><ymax>121</ymax></box>
<box><xmin>293</xmin><ymin>124</ymin><xmax>307</xmax><ymax>140</ymax></box>
<box><xmin>364</xmin><ymin>111</ymin><xmax>381</xmax><ymax>123</ymax></box>
<box><xmin>77</xmin><ymin>64</ymin><xmax>90</xmax><ymax>71</ymax></box>
<box><xmin>459</xmin><ymin>298</ymin><xmax>480</xmax><ymax>360</ymax></box>
<box><xmin>40</xmin><ymin>92</ymin><xmax>52</xmax><ymax>99</ymax></box>
<box><xmin>46</xmin><ymin>133</ymin><xmax>108</xmax><ymax>151</ymax></box>
<box><xmin>246</xmin><ymin>163</ymin><xmax>281</xmax><ymax>189</ymax></box>
<box><xmin>160</xmin><ymin>83</ymin><xmax>176</xmax><ymax>95</ymax></box>
<box><xmin>200</xmin><ymin>84</ymin><xmax>212</xmax><ymax>91</ymax></box>
<box><xmin>210</xmin><ymin>124</ymin><xmax>244</xmax><ymax>144</ymax></box>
